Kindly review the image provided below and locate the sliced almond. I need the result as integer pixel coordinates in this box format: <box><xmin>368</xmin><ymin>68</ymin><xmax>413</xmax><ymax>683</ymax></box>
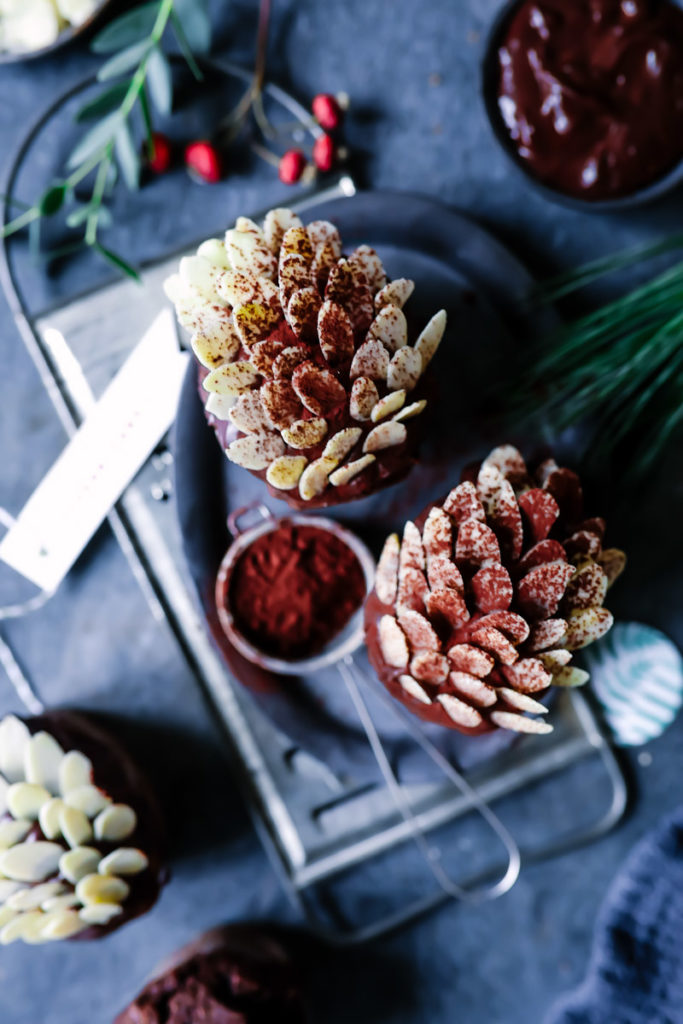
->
<box><xmin>226</xmin><ymin>220</ymin><xmax>277</xmax><ymax>278</ymax></box>
<box><xmin>76</xmin><ymin>873</ymin><xmax>129</xmax><ymax>907</ymax></box>
<box><xmin>437</xmin><ymin>694</ymin><xmax>483</xmax><ymax>729</ymax></box>
<box><xmin>397</xmin><ymin>609</ymin><xmax>440</xmax><ymax>652</ymax></box>
<box><xmin>0</xmin><ymin>880</ymin><xmax>26</xmax><ymax>903</ymax></box>
<box><xmin>363</xmin><ymin>421</ymin><xmax>407</xmax><ymax>453</ymax></box>
<box><xmin>226</xmin><ymin>433</ymin><xmax>286</xmax><ymax>471</ymax></box>
<box><xmin>563</xmin><ymin>563</ymin><xmax>609</xmax><ymax>611</ymax></box>
<box><xmin>378</xmin><ymin>615</ymin><xmax>409</xmax><ymax>668</ymax></box>
<box><xmin>374</xmin><ymin>278</ymin><xmax>414</xmax><ymax>310</ymax></box>
<box><xmin>41</xmin><ymin>894</ymin><xmax>79</xmax><ymax>913</ymax></box>
<box><xmin>0</xmin><ymin>842</ymin><xmax>64</xmax><ymax>883</ymax></box>
<box><xmin>410</xmin><ymin>651</ymin><xmax>449</xmax><ymax>684</ymax></box>
<box><xmin>228</xmin><ymin>390</ymin><xmax>274</xmax><ymax>434</ymax></box>
<box><xmin>348</xmin><ymin>245</ymin><xmax>386</xmax><ymax>292</ymax></box>
<box><xmin>179</xmin><ymin>255</ymin><xmax>224</xmax><ymax>301</ymax></box>
<box><xmin>565</xmin><ymin>607</ymin><xmax>613</xmax><ymax>650</ymax></box>
<box><xmin>455</xmin><ymin>518</ymin><xmax>500</xmax><ymax>567</ymax></box>
<box><xmin>423</xmin><ymin>508</ymin><xmax>453</xmax><ymax>561</ymax></box>
<box><xmin>0</xmin><ymin>911</ymin><xmax>46</xmax><ymax>945</ymax></box>
<box><xmin>205</xmin><ymin>392</ymin><xmax>238</xmax><ymax>421</ymax></box>
<box><xmin>480</xmin><ymin>444</ymin><xmax>527</xmax><ymax>482</ymax></box>
<box><xmin>476</xmin><ymin>611</ymin><xmax>529</xmax><ymax>644</ymax></box>
<box><xmin>216</xmin><ymin>268</ymin><xmax>264</xmax><ymax>308</ymax></box>
<box><xmin>298</xmin><ymin>455</ymin><xmax>338</xmax><ymax>500</ymax></box>
<box><xmin>79</xmin><ymin>903</ymin><xmax>124</xmax><ymax>925</ymax></box>
<box><xmin>318</xmin><ymin>300</ymin><xmax>355</xmax><ymax>365</ymax></box>
<box><xmin>203</xmin><ymin>361</ymin><xmax>259</xmax><ymax>396</ymax></box>
<box><xmin>312</xmin><ymin>240</ymin><xmax>341</xmax><ymax>290</ymax></box>
<box><xmin>98</xmin><ymin>848</ymin><xmax>149</xmax><ymax>876</ymax></box>
<box><xmin>251</xmin><ymin>338</ymin><xmax>287</xmax><ymax>375</ymax></box>
<box><xmin>350</xmin><ymin>338</ymin><xmax>390</xmax><ymax>381</ymax></box>
<box><xmin>447</xmin><ymin>643</ymin><xmax>494</xmax><ymax>678</ymax></box>
<box><xmin>329</xmin><ymin>454</ymin><xmax>376</xmax><ymax>486</ymax></box>
<box><xmin>538</xmin><ymin>649</ymin><xmax>572</xmax><ymax>671</ymax></box>
<box><xmin>476</xmin><ymin>462</ymin><xmax>505</xmax><ymax>515</ymax></box>
<box><xmin>470</xmin><ymin>626</ymin><xmax>518</xmax><ymax>666</ymax></box>
<box><xmin>552</xmin><ymin>666</ymin><xmax>590</xmax><ymax>687</ymax></box>
<box><xmin>399</xmin><ymin>675</ymin><xmax>432</xmax><ymax>705</ymax></box>
<box><xmin>392</xmin><ymin>399</ymin><xmax>426</xmax><ymax>422</ymax></box>
<box><xmin>60</xmin><ymin>805</ymin><xmax>93</xmax><ymax>848</ymax></box>
<box><xmin>323</xmin><ymin>427</ymin><xmax>362</xmax><ymax>460</ymax></box>
<box><xmin>266</xmin><ymin>456</ymin><xmax>308</xmax><ymax>490</ymax></box>
<box><xmin>58</xmin><ymin>750</ymin><xmax>93</xmax><ymax>797</ymax></box>
<box><xmin>490</xmin><ymin>711</ymin><xmax>553</xmax><ymax>734</ymax></box>
<box><xmin>196</xmin><ymin>237</ymin><xmax>231</xmax><ymax>269</ymax></box>
<box><xmin>287</xmin><ymin>287</ymin><xmax>321</xmax><ymax>340</ymax></box>
<box><xmin>387</xmin><ymin>346</ymin><xmax>422</xmax><ymax>391</ymax></box>
<box><xmin>260</xmin><ymin>378</ymin><xmax>302</xmax><ymax>429</ymax></box>
<box><xmin>0</xmin><ymin>715</ymin><xmax>29</xmax><ymax>785</ymax></box>
<box><xmin>425</xmin><ymin>588</ymin><xmax>470</xmax><ymax>629</ymax></box>
<box><xmin>93</xmin><ymin>804</ymin><xmax>137</xmax><ymax>843</ymax></box>
<box><xmin>597</xmin><ymin>548</ymin><xmax>627</xmax><ymax>587</ymax></box>
<box><xmin>497</xmin><ymin>688</ymin><xmax>549</xmax><ymax>714</ymax></box>
<box><xmin>427</xmin><ymin>555</ymin><xmax>463</xmax><ymax>593</ymax></box>
<box><xmin>263</xmin><ymin>208</ymin><xmax>302</xmax><ymax>253</ymax></box>
<box><xmin>7</xmin><ymin>882</ymin><xmax>64</xmax><ymax>912</ymax></box>
<box><xmin>6</xmin><ymin>782</ymin><xmax>50</xmax><ymax>820</ymax></box>
<box><xmin>292</xmin><ymin>361</ymin><xmax>347</xmax><ymax>416</ymax></box>
<box><xmin>59</xmin><ymin>846</ymin><xmax>101</xmax><ymax>886</ymax></box>
<box><xmin>279</xmin><ymin>254</ymin><xmax>314</xmax><ymax>308</ymax></box>
<box><xmin>349</xmin><ymin>377</ymin><xmax>379</xmax><ymax>421</ymax></box>
<box><xmin>273</xmin><ymin>344</ymin><xmax>309</xmax><ymax>379</ymax></box>
<box><xmin>396</xmin><ymin>566</ymin><xmax>429</xmax><ymax>613</ymax></box>
<box><xmin>233</xmin><ymin>302</ymin><xmax>282</xmax><ymax>351</ymax></box>
<box><xmin>400</xmin><ymin>522</ymin><xmax>425</xmax><ymax>571</ymax></box>
<box><xmin>371</xmin><ymin>390</ymin><xmax>406</xmax><ymax>422</ymax></box>
<box><xmin>39</xmin><ymin>910</ymin><xmax>88</xmax><ymax>941</ymax></box>
<box><xmin>281</xmin><ymin>225</ymin><xmax>314</xmax><ymax>262</ymax></box>
<box><xmin>191</xmin><ymin>326</ymin><xmax>241</xmax><ymax>369</ymax></box>
<box><xmin>501</xmin><ymin>658</ymin><xmax>552</xmax><ymax>694</ymax></box>
<box><xmin>415</xmin><ymin>309</ymin><xmax>447</xmax><ymax>369</ymax></box>
<box><xmin>375</xmin><ymin>534</ymin><xmax>400</xmax><ymax>605</ymax></box>
<box><xmin>526</xmin><ymin>618</ymin><xmax>568</xmax><ymax>652</ymax></box>
<box><xmin>24</xmin><ymin>732</ymin><xmax>63</xmax><ymax>793</ymax></box>
<box><xmin>0</xmin><ymin>819</ymin><xmax>31</xmax><ymax>849</ymax></box>
<box><xmin>448</xmin><ymin>671</ymin><xmax>497</xmax><ymax>707</ymax></box>
<box><xmin>306</xmin><ymin>220</ymin><xmax>342</xmax><ymax>257</ymax></box>
<box><xmin>518</xmin><ymin>561</ymin><xmax>576</xmax><ymax>619</ymax></box>
<box><xmin>369</xmin><ymin>305</ymin><xmax>407</xmax><ymax>352</ymax></box>
<box><xmin>281</xmin><ymin>417</ymin><xmax>328</xmax><ymax>449</ymax></box>
<box><xmin>443</xmin><ymin>481</ymin><xmax>486</xmax><ymax>524</ymax></box>
<box><xmin>0</xmin><ymin>907</ymin><xmax>17</xmax><ymax>930</ymax></box>
<box><xmin>38</xmin><ymin>797</ymin><xmax>65</xmax><ymax>840</ymax></box>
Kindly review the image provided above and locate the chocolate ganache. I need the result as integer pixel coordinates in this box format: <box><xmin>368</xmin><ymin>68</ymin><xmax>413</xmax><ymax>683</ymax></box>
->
<box><xmin>497</xmin><ymin>0</ymin><xmax>683</xmax><ymax>200</ymax></box>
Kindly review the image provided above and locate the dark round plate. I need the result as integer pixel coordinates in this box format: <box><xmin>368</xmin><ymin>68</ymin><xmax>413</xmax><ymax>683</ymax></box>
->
<box><xmin>173</xmin><ymin>190</ymin><xmax>553</xmax><ymax>781</ymax></box>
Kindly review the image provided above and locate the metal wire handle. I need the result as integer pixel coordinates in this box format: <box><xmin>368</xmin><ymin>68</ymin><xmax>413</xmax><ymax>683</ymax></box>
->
<box><xmin>338</xmin><ymin>654</ymin><xmax>521</xmax><ymax>904</ymax></box>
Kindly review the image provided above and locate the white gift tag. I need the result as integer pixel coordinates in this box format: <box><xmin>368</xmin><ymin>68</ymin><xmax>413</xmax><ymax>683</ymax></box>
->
<box><xmin>0</xmin><ymin>309</ymin><xmax>189</xmax><ymax>593</ymax></box>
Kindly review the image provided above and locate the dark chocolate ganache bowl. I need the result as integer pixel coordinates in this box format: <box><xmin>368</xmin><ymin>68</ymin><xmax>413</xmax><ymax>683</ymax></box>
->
<box><xmin>482</xmin><ymin>0</ymin><xmax>683</xmax><ymax>209</ymax></box>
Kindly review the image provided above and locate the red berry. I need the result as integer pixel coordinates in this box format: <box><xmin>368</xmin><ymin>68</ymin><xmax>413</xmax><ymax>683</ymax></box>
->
<box><xmin>278</xmin><ymin>149</ymin><xmax>307</xmax><ymax>185</ymax></box>
<box><xmin>184</xmin><ymin>140</ymin><xmax>222</xmax><ymax>184</ymax></box>
<box><xmin>312</xmin><ymin>93</ymin><xmax>343</xmax><ymax>131</ymax></box>
<box><xmin>146</xmin><ymin>132</ymin><xmax>172</xmax><ymax>174</ymax></box>
<box><xmin>312</xmin><ymin>134</ymin><xmax>336</xmax><ymax>173</ymax></box>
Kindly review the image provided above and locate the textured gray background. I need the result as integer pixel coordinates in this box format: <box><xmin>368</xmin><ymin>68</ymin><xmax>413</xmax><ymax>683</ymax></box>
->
<box><xmin>0</xmin><ymin>1</ymin><xmax>682</xmax><ymax>1022</ymax></box>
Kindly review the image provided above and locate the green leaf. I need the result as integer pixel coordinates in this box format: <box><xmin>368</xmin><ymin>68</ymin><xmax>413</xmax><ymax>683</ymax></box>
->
<box><xmin>146</xmin><ymin>46</ymin><xmax>172</xmax><ymax>115</ymax></box>
<box><xmin>139</xmin><ymin>86</ymin><xmax>153</xmax><ymax>148</ymax></box>
<box><xmin>114</xmin><ymin>121</ymin><xmax>140</xmax><ymax>190</ymax></box>
<box><xmin>38</xmin><ymin>184</ymin><xmax>66</xmax><ymax>216</ymax></box>
<box><xmin>67</xmin><ymin>110</ymin><xmax>122</xmax><ymax>170</ymax></box>
<box><xmin>75</xmin><ymin>82</ymin><xmax>129</xmax><ymax>122</ymax></box>
<box><xmin>66</xmin><ymin>205</ymin><xmax>91</xmax><ymax>228</ymax></box>
<box><xmin>170</xmin><ymin>10</ymin><xmax>203</xmax><ymax>80</ymax></box>
<box><xmin>172</xmin><ymin>0</ymin><xmax>211</xmax><ymax>54</ymax></box>
<box><xmin>92</xmin><ymin>241</ymin><xmax>141</xmax><ymax>282</ymax></box>
<box><xmin>91</xmin><ymin>2</ymin><xmax>159</xmax><ymax>53</ymax></box>
<box><xmin>97</xmin><ymin>40</ymin><xmax>150</xmax><ymax>82</ymax></box>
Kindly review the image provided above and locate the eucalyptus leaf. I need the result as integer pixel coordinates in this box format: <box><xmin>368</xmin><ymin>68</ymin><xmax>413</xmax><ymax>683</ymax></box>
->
<box><xmin>39</xmin><ymin>184</ymin><xmax>66</xmax><ymax>216</ymax></box>
<box><xmin>91</xmin><ymin>2</ymin><xmax>159</xmax><ymax>53</ymax></box>
<box><xmin>67</xmin><ymin>110</ymin><xmax>122</xmax><ymax>170</ymax></box>
<box><xmin>173</xmin><ymin>0</ymin><xmax>211</xmax><ymax>54</ymax></box>
<box><xmin>98</xmin><ymin>40</ymin><xmax>150</xmax><ymax>82</ymax></box>
<box><xmin>75</xmin><ymin>82</ymin><xmax>129</xmax><ymax>122</ymax></box>
<box><xmin>92</xmin><ymin>241</ymin><xmax>141</xmax><ymax>282</ymax></box>
<box><xmin>114</xmin><ymin>121</ymin><xmax>140</xmax><ymax>190</ymax></box>
<box><xmin>66</xmin><ymin>205</ymin><xmax>91</xmax><ymax>228</ymax></box>
<box><xmin>139</xmin><ymin>86</ymin><xmax>153</xmax><ymax>148</ymax></box>
<box><xmin>105</xmin><ymin>162</ymin><xmax>118</xmax><ymax>194</ymax></box>
<box><xmin>146</xmin><ymin>46</ymin><xmax>172</xmax><ymax>115</ymax></box>
<box><xmin>170</xmin><ymin>10</ymin><xmax>203</xmax><ymax>81</ymax></box>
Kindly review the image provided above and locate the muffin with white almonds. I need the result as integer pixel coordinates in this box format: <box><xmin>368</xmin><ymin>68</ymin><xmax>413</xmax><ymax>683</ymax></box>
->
<box><xmin>0</xmin><ymin>712</ymin><xmax>164</xmax><ymax>944</ymax></box>
<box><xmin>165</xmin><ymin>209</ymin><xmax>447</xmax><ymax>509</ymax></box>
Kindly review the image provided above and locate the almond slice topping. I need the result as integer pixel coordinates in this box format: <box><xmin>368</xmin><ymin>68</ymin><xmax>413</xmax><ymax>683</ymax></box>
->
<box><xmin>298</xmin><ymin>455</ymin><xmax>339</xmax><ymax>500</ymax></box>
<box><xmin>318</xmin><ymin>300</ymin><xmax>355</xmax><ymax>365</ymax></box>
<box><xmin>306</xmin><ymin>220</ymin><xmax>342</xmax><ymax>256</ymax></box>
<box><xmin>552</xmin><ymin>666</ymin><xmax>590</xmax><ymax>687</ymax></box>
<box><xmin>490</xmin><ymin>711</ymin><xmax>553</xmax><ymax>735</ymax></box>
<box><xmin>375</xmin><ymin>278</ymin><xmax>414</xmax><ymax>310</ymax></box>
<box><xmin>350</xmin><ymin>338</ymin><xmax>390</xmax><ymax>381</ymax></box>
<box><xmin>24</xmin><ymin>732</ymin><xmax>63</xmax><ymax>792</ymax></box>
<box><xmin>226</xmin><ymin>433</ymin><xmax>286</xmax><ymax>471</ymax></box>
<box><xmin>228</xmin><ymin>390</ymin><xmax>274</xmax><ymax>434</ymax></box>
<box><xmin>410</xmin><ymin>651</ymin><xmax>449</xmax><ymax>684</ymax></box>
<box><xmin>371</xmin><ymin>390</ymin><xmax>406</xmax><ymax>422</ymax></box>
<box><xmin>263</xmin><ymin>208</ymin><xmax>302</xmax><ymax>252</ymax></box>
<box><xmin>217</xmin><ymin>269</ymin><xmax>264</xmax><ymax>308</ymax></box>
<box><xmin>94</xmin><ymin>804</ymin><xmax>137</xmax><ymax>842</ymax></box>
<box><xmin>447</xmin><ymin>643</ymin><xmax>497</xmax><ymax>678</ymax></box>
<box><xmin>363</xmin><ymin>421</ymin><xmax>407</xmax><ymax>453</ymax></box>
<box><xmin>266</xmin><ymin>456</ymin><xmax>308</xmax><ymax>490</ymax></box>
<box><xmin>448</xmin><ymin>671</ymin><xmax>497</xmax><ymax>707</ymax></box>
<box><xmin>396</xmin><ymin>566</ymin><xmax>429</xmax><ymax>613</ymax></box>
<box><xmin>437</xmin><ymin>694</ymin><xmax>483</xmax><ymax>729</ymax></box>
<box><xmin>348</xmin><ymin>245</ymin><xmax>386</xmax><ymax>292</ymax></box>
<box><xmin>397</xmin><ymin>608</ymin><xmax>440</xmax><ymax>652</ymax></box>
<box><xmin>226</xmin><ymin>220</ymin><xmax>277</xmax><ymax>278</ymax></box>
<box><xmin>0</xmin><ymin>842</ymin><xmax>64</xmax><ymax>883</ymax></box>
<box><xmin>443</xmin><ymin>481</ymin><xmax>486</xmax><ymax>524</ymax></box>
<box><xmin>233</xmin><ymin>302</ymin><xmax>282</xmax><ymax>350</ymax></box>
<box><xmin>0</xmin><ymin>716</ymin><xmax>29</xmax><ymax>784</ymax></box>
<box><xmin>203</xmin><ymin>361</ymin><xmax>260</xmax><ymax>396</ymax></box>
<box><xmin>191</xmin><ymin>327</ymin><xmax>241</xmax><ymax>370</ymax></box>
<box><xmin>292</xmin><ymin>361</ymin><xmax>347</xmax><ymax>416</ymax></box>
<box><xmin>415</xmin><ymin>309</ymin><xmax>447</xmax><ymax>369</ymax></box>
<box><xmin>273</xmin><ymin>346</ymin><xmax>309</xmax><ymax>379</ymax></box>
<box><xmin>427</xmin><ymin>556</ymin><xmax>464</xmax><ymax>593</ymax></box>
<box><xmin>378</xmin><ymin>615</ymin><xmax>409</xmax><ymax>667</ymax></box>
<box><xmin>6</xmin><ymin>783</ymin><xmax>50</xmax><ymax>821</ymax></box>
<box><xmin>597</xmin><ymin>548</ymin><xmax>627</xmax><ymax>587</ymax></box>
<box><xmin>387</xmin><ymin>346</ymin><xmax>423</xmax><ymax>392</ymax></box>
<box><xmin>399</xmin><ymin>675</ymin><xmax>432</xmax><ymax>705</ymax></box>
<box><xmin>260</xmin><ymin>379</ymin><xmax>302</xmax><ymax>429</ymax></box>
<box><xmin>323</xmin><ymin>427</ymin><xmax>362</xmax><ymax>461</ymax></box>
<box><xmin>393</xmin><ymin>399</ymin><xmax>427</xmax><ymax>422</ymax></box>
<box><xmin>279</xmin><ymin>255</ymin><xmax>314</xmax><ymax>308</ymax></box>
<box><xmin>497</xmin><ymin>687</ymin><xmax>549</xmax><ymax>714</ymax></box>
<box><xmin>251</xmin><ymin>338</ymin><xmax>287</xmax><ymax>375</ymax></box>
<box><xmin>565</xmin><ymin>607</ymin><xmax>613</xmax><ymax>650</ymax></box>
<box><xmin>287</xmin><ymin>287</ymin><xmax>321</xmax><ymax>341</ymax></box>
<box><xmin>196</xmin><ymin>237</ymin><xmax>231</xmax><ymax>269</ymax></box>
<box><xmin>350</xmin><ymin>377</ymin><xmax>379</xmax><ymax>421</ymax></box>
<box><xmin>425</xmin><ymin>588</ymin><xmax>470</xmax><ymax>629</ymax></box>
<box><xmin>205</xmin><ymin>393</ymin><xmax>238</xmax><ymax>421</ymax></box>
<box><xmin>501</xmin><ymin>658</ymin><xmax>552</xmax><ymax>693</ymax></box>
<box><xmin>375</xmin><ymin>534</ymin><xmax>400</xmax><ymax>605</ymax></box>
<box><xmin>281</xmin><ymin>417</ymin><xmax>328</xmax><ymax>449</ymax></box>
<box><xmin>526</xmin><ymin>619</ymin><xmax>568</xmax><ymax>652</ymax></box>
<box><xmin>423</xmin><ymin>508</ymin><xmax>453</xmax><ymax>561</ymax></box>
<box><xmin>369</xmin><ymin>305</ymin><xmax>407</xmax><ymax>353</ymax></box>
<box><xmin>329</xmin><ymin>454</ymin><xmax>374</xmax><ymax>487</ymax></box>
<box><xmin>400</xmin><ymin>521</ymin><xmax>425</xmax><ymax>571</ymax></box>
<box><xmin>281</xmin><ymin>225</ymin><xmax>314</xmax><ymax>262</ymax></box>
<box><xmin>179</xmin><ymin>255</ymin><xmax>224</xmax><ymax>301</ymax></box>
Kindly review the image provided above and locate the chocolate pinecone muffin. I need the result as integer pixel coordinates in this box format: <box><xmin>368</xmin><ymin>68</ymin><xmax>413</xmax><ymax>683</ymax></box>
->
<box><xmin>164</xmin><ymin>209</ymin><xmax>446</xmax><ymax>508</ymax></box>
<box><xmin>364</xmin><ymin>445</ymin><xmax>626</xmax><ymax>736</ymax></box>
<box><xmin>0</xmin><ymin>712</ymin><xmax>164</xmax><ymax>944</ymax></box>
<box><xmin>115</xmin><ymin>924</ymin><xmax>306</xmax><ymax>1024</ymax></box>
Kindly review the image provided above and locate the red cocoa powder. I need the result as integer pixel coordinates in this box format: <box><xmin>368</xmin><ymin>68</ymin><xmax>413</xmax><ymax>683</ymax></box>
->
<box><xmin>228</xmin><ymin>522</ymin><xmax>367</xmax><ymax>660</ymax></box>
